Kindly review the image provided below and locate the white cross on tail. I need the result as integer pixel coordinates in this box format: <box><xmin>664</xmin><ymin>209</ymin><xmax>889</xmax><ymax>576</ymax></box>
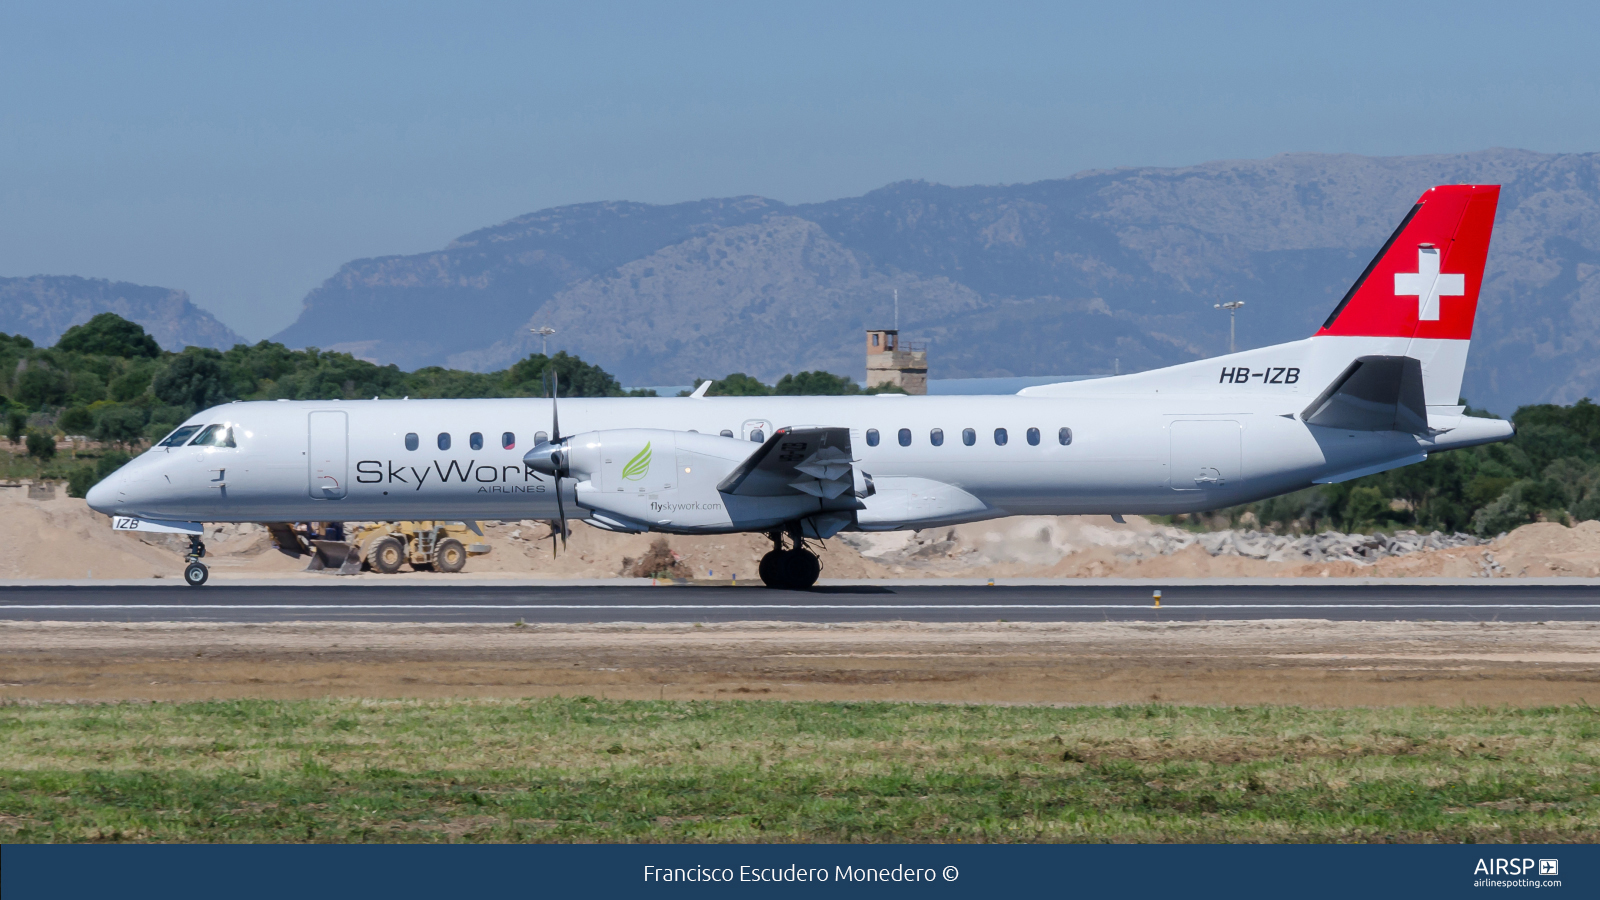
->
<box><xmin>1394</xmin><ymin>246</ymin><xmax>1464</xmax><ymax>321</ymax></box>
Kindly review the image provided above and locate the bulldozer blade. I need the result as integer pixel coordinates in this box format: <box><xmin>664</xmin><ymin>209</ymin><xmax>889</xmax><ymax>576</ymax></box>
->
<box><xmin>307</xmin><ymin>540</ymin><xmax>362</xmax><ymax>575</ymax></box>
<box><xmin>267</xmin><ymin>523</ymin><xmax>308</xmax><ymax>558</ymax></box>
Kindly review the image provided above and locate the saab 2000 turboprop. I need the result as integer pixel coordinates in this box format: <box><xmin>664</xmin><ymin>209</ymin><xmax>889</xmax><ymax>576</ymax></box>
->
<box><xmin>87</xmin><ymin>184</ymin><xmax>1514</xmax><ymax>588</ymax></box>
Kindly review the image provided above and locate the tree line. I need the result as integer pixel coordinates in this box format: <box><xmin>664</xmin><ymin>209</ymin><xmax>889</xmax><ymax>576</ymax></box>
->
<box><xmin>0</xmin><ymin>313</ymin><xmax>893</xmax><ymax>496</ymax></box>
<box><xmin>4</xmin><ymin>313</ymin><xmax>1597</xmax><ymax>536</ymax></box>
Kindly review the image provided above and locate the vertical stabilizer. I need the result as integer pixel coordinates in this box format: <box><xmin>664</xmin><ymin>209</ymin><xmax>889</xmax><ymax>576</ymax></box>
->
<box><xmin>1316</xmin><ymin>184</ymin><xmax>1499</xmax><ymax>407</ymax></box>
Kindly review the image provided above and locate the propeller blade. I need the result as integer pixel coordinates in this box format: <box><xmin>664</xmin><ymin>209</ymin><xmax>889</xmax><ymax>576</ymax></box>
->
<box><xmin>550</xmin><ymin>369</ymin><xmax>561</xmax><ymax>443</ymax></box>
<box><xmin>551</xmin><ymin>368</ymin><xmax>567</xmax><ymax>550</ymax></box>
<box><xmin>554</xmin><ymin>477</ymin><xmax>568</xmax><ymax>551</ymax></box>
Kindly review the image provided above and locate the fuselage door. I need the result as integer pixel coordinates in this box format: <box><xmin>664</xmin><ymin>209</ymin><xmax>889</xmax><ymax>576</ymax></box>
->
<box><xmin>308</xmin><ymin>410</ymin><xmax>348</xmax><ymax>500</ymax></box>
<box><xmin>741</xmin><ymin>419</ymin><xmax>772</xmax><ymax>443</ymax></box>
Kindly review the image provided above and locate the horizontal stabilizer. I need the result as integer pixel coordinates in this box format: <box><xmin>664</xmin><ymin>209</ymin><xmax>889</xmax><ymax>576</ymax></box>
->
<box><xmin>1301</xmin><ymin>355</ymin><xmax>1429</xmax><ymax>434</ymax></box>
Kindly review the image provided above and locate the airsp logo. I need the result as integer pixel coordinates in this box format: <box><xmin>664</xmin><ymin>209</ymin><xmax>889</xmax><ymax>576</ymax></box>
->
<box><xmin>1473</xmin><ymin>858</ymin><xmax>1551</xmax><ymax>876</ymax></box>
<box><xmin>621</xmin><ymin>442</ymin><xmax>652</xmax><ymax>481</ymax></box>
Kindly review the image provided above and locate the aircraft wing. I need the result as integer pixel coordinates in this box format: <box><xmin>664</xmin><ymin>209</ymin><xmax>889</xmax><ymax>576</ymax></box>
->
<box><xmin>716</xmin><ymin>426</ymin><xmax>867</xmax><ymax>507</ymax></box>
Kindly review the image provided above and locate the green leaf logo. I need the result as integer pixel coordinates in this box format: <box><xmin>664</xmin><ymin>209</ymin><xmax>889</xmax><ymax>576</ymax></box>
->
<box><xmin>620</xmin><ymin>442</ymin><xmax>652</xmax><ymax>481</ymax></box>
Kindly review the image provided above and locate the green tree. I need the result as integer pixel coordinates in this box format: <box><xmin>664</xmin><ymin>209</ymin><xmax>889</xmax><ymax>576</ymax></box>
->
<box><xmin>108</xmin><ymin>361</ymin><xmax>157</xmax><ymax>402</ymax></box>
<box><xmin>5</xmin><ymin>410</ymin><xmax>28</xmax><ymax>444</ymax></box>
<box><xmin>92</xmin><ymin>404</ymin><xmax>148</xmax><ymax>448</ymax></box>
<box><xmin>15</xmin><ymin>365</ymin><xmax>71</xmax><ymax>408</ymax></box>
<box><xmin>774</xmin><ymin>371</ymin><xmax>860</xmax><ymax>395</ymax></box>
<box><xmin>58</xmin><ymin>406</ymin><xmax>94</xmax><ymax>435</ymax></box>
<box><xmin>69</xmin><ymin>370</ymin><xmax>107</xmax><ymax>405</ymax></box>
<box><xmin>404</xmin><ymin>366</ymin><xmax>501</xmax><ymax>399</ymax></box>
<box><xmin>265</xmin><ymin>347</ymin><xmax>407</xmax><ymax>400</ymax></box>
<box><xmin>66</xmin><ymin>464</ymin><xmax>97</xmax><ymax>499</ymax></box>
<box><xmin>142</xmin><ymin>405</ymin><xmax>187</xmax><ymax>443</ymax></box>
<box><xmin>504</xmin><ymin>352</ymin><xmax>627</xmax><ymax>397</ymax></box>
<box><xmin>24</xmin><ymin>430</ymin><xmax>56</xmax><ymax>460</ymax></box>
<box><xmin>702</xmin><ymin>373</ymin><xmax>771</xmax><ymax>396</ymax></box>
<box><xmin>1342</xmin><ymin>485</ymin><xmax>1387</xmax><ymax>531</ymax></box>
<box><xmin>1472</xmin><ymin>478</ymin><xmax>1570</xmax><ymax>535</ymax></box>
<box><xmin>151</xmin><ymin>348</ymin><xmax>230</xmax><ymax>412</ymax></box>
<box><xmin>96</xmin><ymin>448</ymin><xmax>131</xmax><ymax>479</ymax></box>
<box><xmin>66</xmin><ymin>449</ymin><xmax>133</xmax><ymax>499</ymax></box>
<box><xmin>4</xmin><ymin>408</ymin><xmax>27</xmax><ymax>441</ymax></box>
<box><xmin>55</xmin><ymin>313</ymin><xmax>162</xmax><ymax>359</ymax></box>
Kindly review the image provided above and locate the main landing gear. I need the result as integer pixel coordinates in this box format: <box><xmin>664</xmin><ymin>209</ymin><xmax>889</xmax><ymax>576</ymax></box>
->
<box><xmin>183</xmin><ymin>535</ymin><xmax>208</xmax><ymax>588</ymax></box>
<box><xmin>758</xmin><ymin>528</ymin><xmax>821</xmax><ymax>590</ymax></box>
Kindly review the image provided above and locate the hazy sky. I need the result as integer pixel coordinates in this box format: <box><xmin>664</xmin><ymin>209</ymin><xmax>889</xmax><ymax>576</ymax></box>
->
<box><xmin>2</xmin><ymin>1</ymin><xmax>1597</xmax><ymax>338</ymax></box>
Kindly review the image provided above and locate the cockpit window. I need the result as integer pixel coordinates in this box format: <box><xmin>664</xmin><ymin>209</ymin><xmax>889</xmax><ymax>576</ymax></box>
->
<box><xmin>188</xmin><ymin>424</ymin><xmax>235</xmax><ymax>448</ymax></box>
<box><xmin>158</xmin><ymin>425</ymin><xmax>203</xmax><ymax>447</ymax></box>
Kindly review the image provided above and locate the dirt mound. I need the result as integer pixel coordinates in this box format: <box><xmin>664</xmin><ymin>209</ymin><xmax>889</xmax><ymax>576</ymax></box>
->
<box><xmin>4</xmin><ymin>487</ymin><xmax>1598</xmax><ymax>581</ymax></box>
<box><xmin>0</xmin><ymin>484</ymin><xmax>182</xmax><ymax>580</ymax></box>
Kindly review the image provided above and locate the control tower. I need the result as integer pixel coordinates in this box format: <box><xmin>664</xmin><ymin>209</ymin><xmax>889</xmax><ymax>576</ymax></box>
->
<box><xmin>865</xmin><ymin>329</ymin><xmax>927</xmax><ymax>395</ymax></box>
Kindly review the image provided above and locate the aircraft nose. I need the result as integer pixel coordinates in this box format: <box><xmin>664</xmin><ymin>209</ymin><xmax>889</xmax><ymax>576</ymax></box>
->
<box><xmin>84</xmin><ymin>474</ymin><xmax>122</xmax><ymax>514</ymax></box>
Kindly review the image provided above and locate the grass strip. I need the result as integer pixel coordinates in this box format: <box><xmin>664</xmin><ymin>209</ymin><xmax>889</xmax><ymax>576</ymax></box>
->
<box><xmin>1</xmin><ymin>698</ymin><xmax>1596</xmax><ymax>843</ymax></box>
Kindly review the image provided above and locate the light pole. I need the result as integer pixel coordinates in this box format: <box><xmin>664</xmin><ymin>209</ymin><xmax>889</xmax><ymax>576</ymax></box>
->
<box><xmin>1214</xmin><ymin>301</ymin><xmax>1245</xmax><ymax>354</ymax></box>
<box><xmin>531</xmin><ymin>325</ymin><xmax>556</xmax><ymax>357</ymax></box>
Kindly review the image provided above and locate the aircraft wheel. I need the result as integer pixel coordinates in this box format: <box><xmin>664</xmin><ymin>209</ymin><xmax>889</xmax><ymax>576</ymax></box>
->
<box><xmin>758</xmin><ymin>550</ymin><xmax>786</xmax><ymax>588</ymax></box>
<box><xmin>183</xmin><ymin>561</ymin><xmax>209</xmax><ymax>587</ymax></box>
<box><xmin>435</xmin><ymin>539</ymin><xmax>467</xmax><ymax>573</ymax></box>
<box><xmin>785</xmin><ymin>548</ymin><xmax>821</xmax><ymax>589</ymax></box>
<box><xmin>759</xmin><ymin>549</ymin><xmax>819</xmax><ymax>589</ymax></box>
<box><xmin>369</xmin><ymin>537</ymin><xmax>405</xmax><ymax>574</ymax></box>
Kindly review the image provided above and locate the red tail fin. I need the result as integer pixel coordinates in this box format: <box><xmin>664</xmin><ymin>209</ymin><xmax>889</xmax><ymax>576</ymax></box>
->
<box><xmin>1317</xmin><ymin>184</ymin><xmax>1499</xmax><ymax>341</ymax></box>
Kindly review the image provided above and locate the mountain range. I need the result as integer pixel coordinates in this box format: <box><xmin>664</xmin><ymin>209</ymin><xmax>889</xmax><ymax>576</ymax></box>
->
<box><xmin>0</xmin><ymin>275</ymin><xmax>244</xmax><ymax>352</ymax></box>
<box><xmin>5</xmin><ymin>149</ymin><xmax>1597</xmax><ymax>413</ymax></box>
<box><xmin>271</xmin><ymin>148</ymin><xmax>1600</xmax><ymax>412</ymax></box>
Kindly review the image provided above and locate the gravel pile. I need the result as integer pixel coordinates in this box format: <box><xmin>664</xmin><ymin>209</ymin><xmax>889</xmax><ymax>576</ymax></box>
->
<box><xmin>1143</xmin><ymin>529</ymin><xmax>1483</xmax><ymax>564</ymax></box>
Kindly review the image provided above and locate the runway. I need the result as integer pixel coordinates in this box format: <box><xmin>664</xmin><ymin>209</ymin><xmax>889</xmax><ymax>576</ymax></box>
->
<box><xmin>2</xmin><ymin>582</ymin><xmax>1599</xmax><ymax>623</ymax></box>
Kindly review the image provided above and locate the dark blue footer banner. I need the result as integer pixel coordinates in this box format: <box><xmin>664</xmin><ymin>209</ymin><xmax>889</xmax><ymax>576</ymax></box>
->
<box><xmin>3</xmin><ymin>844</ymin><xmax>1593</xmax><ymax>899</ymax></box>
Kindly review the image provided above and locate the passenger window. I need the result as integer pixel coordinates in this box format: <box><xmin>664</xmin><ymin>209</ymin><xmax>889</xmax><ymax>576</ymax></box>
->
<box><xmin>962</xmin><ymin>428</ymin><xmax>975</xmax><ymax>446</ymax></box>
<box><xmin>405</xmin><ymin>432</ymin><xmax>419</xmax><ymax>451</ymax></box>
<box><xmin>720</xmin><ymin>429</ymin><xmax>734</xmax><ymax>438</ymax></box>
<box><xmin>898</xmin><ymin>428</ymin><xmax>911</xmax><ymax>446</ymax></box>
<box><xmin>1027</xmin><ymin>427</ymin><xmax>1040</xmax><ymax>446</ymax></box>
<box><xmin>866</xmin><ymin>428</ymin><xmax>880</xmax><ymax>447</ymax></box>
<box><xmin>1059</xmin><ymin>427</ymin><xmax>1073</xmax><ymax>446</ymax></box>
<box><xmin>750</xmin><ymin>429</ymin><xmax>765</xmax><ymax>443</ymax></box>
<box><xmin>470</xmin><ymin>432</ymin><xmax>484</xmax><ymax>451</ymax></box>
<box><xmin>930</xmin><ymin>428</ymin><xmax>944</xmax><ymax>446</ymax></box>
<box><xmin>189</xmin><ymin>425</ymin><xmax>235</xmax><ymax>448</ymax></box>
<box><xmin>534</xmin><ymin>431</ymin><xmax>548</xmax><ymax>445</ymax></box>
<box><xmin>502</xmin><ymin>432</ymin><xmax>515</xmax><ymax>450</ymax></box>
<box><xmin>159</xmin><ymin>425</ymin><xmax>203</xmax><ymax>447</ymax></box>
<box><xmin>994</xmin><ymin>427</ymin><xmax>1008</xmax><ymax>446</ymax></box>
<box><xmin>437</xmin><ymin>433</ymin><xmax>451</xmax><ymax>451</ymax></box>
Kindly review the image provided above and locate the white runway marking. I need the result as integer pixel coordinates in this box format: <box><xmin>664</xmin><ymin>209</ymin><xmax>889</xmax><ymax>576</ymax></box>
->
<box><xmin>2</xmin><ymin>604</ymin><xmax>1598</xmax><ymax>611</ymax></box>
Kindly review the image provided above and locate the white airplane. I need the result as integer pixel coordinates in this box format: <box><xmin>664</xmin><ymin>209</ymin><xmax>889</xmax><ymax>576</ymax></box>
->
<box><xmin>88</xmin><ymin>184</ymin><xmax>1513</xmax><ymax>589</ymax></box>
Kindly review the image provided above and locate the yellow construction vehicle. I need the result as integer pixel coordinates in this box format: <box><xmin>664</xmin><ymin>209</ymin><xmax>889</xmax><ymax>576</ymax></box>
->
<box><xmin>270</xmin><ymin>521</ymin><xmax>491</xmax><ymax>575</ymax></box>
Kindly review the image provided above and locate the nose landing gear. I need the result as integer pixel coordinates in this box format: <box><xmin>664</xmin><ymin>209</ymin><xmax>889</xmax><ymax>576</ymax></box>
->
<box><xmin>757</xmin><ymin>527</ymin><xmax>822</xmax><ymax>590</ymax></box>
<box><xmin>183</xmin><ymin>535</ymin><xmax>209</xmax><ymax>587</ymax></box>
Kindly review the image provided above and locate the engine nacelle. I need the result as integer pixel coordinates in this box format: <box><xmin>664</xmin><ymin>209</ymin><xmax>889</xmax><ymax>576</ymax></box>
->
<box><xmin>524</xmin><ymin>427</ymin><xmax>852</xmax><ymax>534</ymax></box>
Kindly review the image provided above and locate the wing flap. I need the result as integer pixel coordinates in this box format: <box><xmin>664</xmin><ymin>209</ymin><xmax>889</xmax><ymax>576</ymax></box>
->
<box><xmin>717</xmin><ymin>427</ymin><xmax>863</xmax><ymax>508</ymax></box>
